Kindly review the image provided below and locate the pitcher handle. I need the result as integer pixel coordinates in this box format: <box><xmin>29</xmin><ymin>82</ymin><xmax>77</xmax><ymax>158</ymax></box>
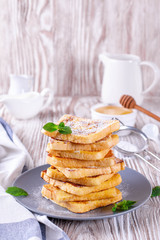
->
<box><xmin>140</xmin><ymin>61</ymin><xmax>160</xmax><ymax>94</ymax></box>
<box><xmin>40</xmin><ymin>88</ymin><xmax>53</xmax><ymax>111</ymax></box>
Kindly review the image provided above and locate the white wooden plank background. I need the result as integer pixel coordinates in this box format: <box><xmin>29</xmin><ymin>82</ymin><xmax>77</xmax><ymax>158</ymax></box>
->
<box><xmin>0</xmin><ymin>0</ymin><xmax>160</xmax><ymax>97</ymax></box>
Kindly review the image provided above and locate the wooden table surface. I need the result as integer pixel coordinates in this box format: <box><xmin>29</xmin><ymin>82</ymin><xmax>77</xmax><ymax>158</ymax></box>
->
<box><xmin>1</xmin><ymin>96</ymin><xmax>160</xmax><ymax>240</ymax></box>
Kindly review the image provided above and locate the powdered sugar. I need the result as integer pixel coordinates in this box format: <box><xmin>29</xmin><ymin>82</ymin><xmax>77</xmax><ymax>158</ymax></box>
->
<box><xmin>61</xmin><ymin>115</ymin><xmax>117</xmax><ymax>135</ymax></box>
<box><xmin>117</xmin><ymin>141</ymin><xmax>138</xmax><ymax>152</ymax></box>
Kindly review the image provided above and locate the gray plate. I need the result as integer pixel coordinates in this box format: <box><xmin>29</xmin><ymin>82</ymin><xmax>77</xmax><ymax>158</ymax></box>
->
<box><xmin>13</xmin><ymin>164</ymin><xmax>152</xmax><ymax>220</ymax></box>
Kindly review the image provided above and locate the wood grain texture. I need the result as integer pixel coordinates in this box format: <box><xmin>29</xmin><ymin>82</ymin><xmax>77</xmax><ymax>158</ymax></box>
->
<box><xmin>0</xmin><ymin>0</ymin><xmax>160</xmax><ymax>238</ymax></box>
<box><xmin>0</xmin><ymin>96</ymin><xmax>160</xmax><ymax>240</ymax></box>
<box><xmin>0</xmin><ymin>0</ymin><xmax>160</xmax><ymax>97</ymax></box>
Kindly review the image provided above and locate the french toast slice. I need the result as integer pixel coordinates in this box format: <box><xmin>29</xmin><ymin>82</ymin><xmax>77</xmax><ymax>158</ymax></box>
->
<box><xmin>48</xmin><ymin>134</ymin><xmax>119</xmax><ymax>151</ymax></box>
<box><xmin>47</xmin><ymin>148</ymin><xmax>111</xmax><ymax>161</ymax></box>
<box><xmin>46</xmin><ymin>151</ymin><xmax>116</xmax><ymax>168</ymax></box>
<box><xmin>56</xmin><ymin>159</ymin><xmax>125</xmax><ymax>179</ymax></box>
<box><xmin>41</xmin><ymin>114</ymin><xmax>120</xmax><ymax>143</ymax></box>
<box><xmin>42</xmin><ymin>184</ymin><xmax>119</xmax><ymax>202</ymax></box>
<box><xmin>42</xmin><ymin>190</ymin><xmax>122</xmax><ymax>213</ymax></box>
<box><xmin>45</xmin><ymin>167</ymin><xmax>117</xmax><ymax>186</ymax></box>
<box><xmin>41</xmin><ymin>172</ymin><xmax>122</xmax><ymax>195</ymax></box>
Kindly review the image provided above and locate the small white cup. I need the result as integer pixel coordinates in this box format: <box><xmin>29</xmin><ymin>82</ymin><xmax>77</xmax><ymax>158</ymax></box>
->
<box><xmin>9</xmin><ymin>74</ymin><xmax>34</xmax><ymax>95</ymax></box>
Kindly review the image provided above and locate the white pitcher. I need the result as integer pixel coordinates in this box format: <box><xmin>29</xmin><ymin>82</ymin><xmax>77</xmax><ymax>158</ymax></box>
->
<box><xmin>99</xmin><ymin>53</ymin><xmax>160</xmax><ymax>104</ymax></box>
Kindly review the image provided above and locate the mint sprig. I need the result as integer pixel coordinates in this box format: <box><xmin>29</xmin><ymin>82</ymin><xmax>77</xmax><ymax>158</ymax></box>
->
<box><xmin>43</xmin><ymin>122</ymin><xmax>72</xmax><ymax>135</ymax></box>
<box><xmin>112</xmin><ymin>200</ymin><xmax>136</xmax><ymax>212</ymax></box>
<box><xmin>6</xmin><ymin>187</ymin><xmax>28</xmax><ymax>196</ymax></box>
<box><xmin>151</xmin><ymin>186</ymin><xmax>160</xmax><ymax>198</ymax></box>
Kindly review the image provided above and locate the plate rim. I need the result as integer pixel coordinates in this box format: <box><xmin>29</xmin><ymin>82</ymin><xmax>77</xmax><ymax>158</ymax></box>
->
<box><xmin>13</xmin><ymin>164</ymin><xmax>152</xmax><ymax>221</ymax></box>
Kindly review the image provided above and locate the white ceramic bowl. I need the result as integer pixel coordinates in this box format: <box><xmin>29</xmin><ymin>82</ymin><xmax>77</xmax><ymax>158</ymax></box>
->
<box><xmin>91</xmin><ymin>103</ymin><xmax>137</xmax><ymax>127</ymax></box>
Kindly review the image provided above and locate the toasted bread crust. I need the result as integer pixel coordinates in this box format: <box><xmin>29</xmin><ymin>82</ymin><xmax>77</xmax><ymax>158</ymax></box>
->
<box><xmin>56</xmin><ymin>161</ymin><xmax>125</xmax><ymax>179</ymax></box>
<box><xmin>48</xmin><ymin>192</ymin><xmax>122</xmax><ymax>213</ymax></box>
<box><xmin>46</xmin><ymin>152</ymin><xmax>116</xmax><ymax>168</ymax></box>
<box><xmin>48</xmin><ymin>134</ymin><xmax>119</xmax><ymax>151</ymax></box>
<box><xmin>45</xmin><ymin>167</ymin><xmax>116</xmax><ymax>186</ymax></box>
<box><xmin>41</xmin><ymin>115</ymin><xmax>120</xmax><ymax>143</ymax></box>
<box><xmin>42</xmin><ymin>184</ymin><xmax>119</xmax><ymax>202</ymax></box>
<box><xmin>47</xmin><ymin>148</ymin><xmax>111</xmax><ymax>161</ymax></box>
<box><xmin>41</xmin><ymin>172</ymin><xmax>122</xmax><ymax>196</ymax></box>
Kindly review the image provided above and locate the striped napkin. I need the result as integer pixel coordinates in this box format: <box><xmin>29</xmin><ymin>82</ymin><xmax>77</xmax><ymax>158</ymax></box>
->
<box><xmin>0</xmin><ymin>118</ymin><xmax>70</xmax><ymax>240</ymax></box>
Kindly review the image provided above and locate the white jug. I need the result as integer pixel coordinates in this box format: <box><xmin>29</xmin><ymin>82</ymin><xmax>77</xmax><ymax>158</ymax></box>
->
<box><xmin>99</xmin><ymin>53</ymin><xmax>160</xmax><ymax>104</ymax></box>
<box><xmin>0</xmin><ymin>89</ymin><xmax>53</xmax><ymax>120</ymax></box>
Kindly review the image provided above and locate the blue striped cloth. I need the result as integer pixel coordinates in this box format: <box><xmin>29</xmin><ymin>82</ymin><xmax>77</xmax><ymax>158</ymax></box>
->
<box><xmin>0</xmin><ymin>118</ymin><xmax>70</xmax><ymax>240</ymax></box>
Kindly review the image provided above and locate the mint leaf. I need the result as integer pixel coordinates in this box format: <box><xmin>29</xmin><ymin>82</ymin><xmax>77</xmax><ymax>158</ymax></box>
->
<box><xmin>151</xmin><ymin>186</ymin><xmax>160</xmax><ymax>197</ymax></box>
<box><xmin>58</xmin><ymin>126</ymin><xmax>72</xmax><ymax>134</ymax></box>
<box><xmin>125</xmin><ymin>200</ymin><xmax>136</xmax><ymax>207</ymax></box>
<box><xmin>6</xmin><ymin>187</ymin><xmax>28</xmax><ymax>196</ymax></box>
<box><xmin>43</xmin><ymin>122</ymin><xmax>58</xmax><ymax>132</ymax></box>
<box><xmin>112</xmin><ymin>203</ymin><xmax>117</xmax><ymax>212</ymax></box>
<box><xmin>43</xmin><ymin>122</ymin><xmax>72</xmax><ymax>134</ymax></box>
<box><xmin>59</xmin><ymin>122</ymin><xmax>65</xmax><ymax>127</ymax></box>
<box><xmin>112</xmin><ymin>200</ymin><xmax>136</xmax><ymax>212</ymax></box>
<box><xmin>116</xmin><ymin>200</ymin><xmax>127</xmax><ymax>207</ymax></box>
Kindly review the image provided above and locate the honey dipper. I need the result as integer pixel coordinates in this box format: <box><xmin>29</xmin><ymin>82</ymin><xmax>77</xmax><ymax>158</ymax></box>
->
<box><xmin>120</xmin><ymin>95</ymin><xmax>160</xmax><ymax>121</ymax></box>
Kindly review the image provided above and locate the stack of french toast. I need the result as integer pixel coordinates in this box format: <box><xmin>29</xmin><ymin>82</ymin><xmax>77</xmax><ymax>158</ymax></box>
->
<box><xmin>41</xmin><ymin>114</ymin><xmax>125</xmax><ymax>213</ymax></box>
